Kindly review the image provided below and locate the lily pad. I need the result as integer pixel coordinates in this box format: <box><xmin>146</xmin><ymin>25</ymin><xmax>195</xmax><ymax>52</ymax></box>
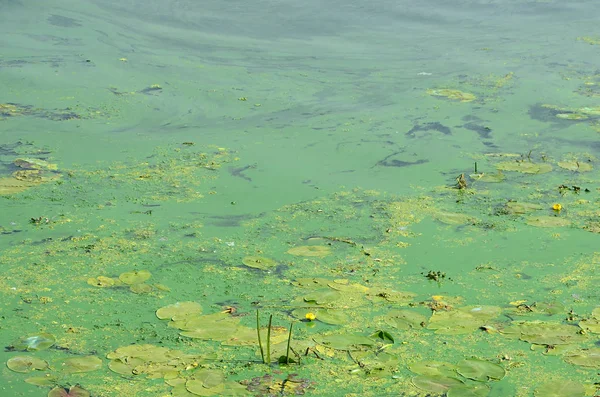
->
<box><xmin>287</xmin><ymin>245</ymin><xmax>331</xmax><ymax>257</ymax></box>
<box><xmin>315</xmin><ymin>334</ymin><xmax>375</xmax><ymax>350</ymax></box>
<box><xmin>447</xmin><ymin>383</ymin><xmax>491</xmax><ymax>397</ymax></box>
<box><xmin>291</xmin><ymin>308</ymin><xmax>349</xmax><ymax>325</ymax></box>
<box><xmin>48</xmin><ymin>385</ymin><xmax>91</xmax><ymax>397</ymax></box>
<box><xmin>557</xmin><ymin>160</ymin><xmax>593</xmax><ymax>172</ymax></box>
<box><xmin>87</xmin><ymin>276</ymin><xmax>121</xmax><ymax>288</ymax></box>
<box><xmin>7</xmin><ymin>356</ymin><xmax>48</xmax><ymax>373</ymax></box>
<box><xmin>241</xmin><ymin>256</ymin><xmax>277</xmax><ymax>270</ymax></box>
<box><xmin>303</xmin><ymin>289</ymin><xmax>342</xmax><ymax>305</ymax></box>
<box><xmin>534</xmin><ymin>380</ymin><xmax>585</xmax><ymax>397</ymax></box>
<box><xmin>119</xmin><ymin>270</ymin><xmax>151</xmax><ymax>285</ymax></box>
<box><xmin>60</xmin><ymin>356</ymin><xmax>102</xmax><ymax>373</ymax></box>
<box><xmin>505</xmin><ymin>201</ymin><xmax>543</xmax><ymax>215</ymax></box>
<box><xmin>130</xmin><ymin>283</ymin><xmax>153</xmax><ymax>294</ymax></box>
<box><xmin>384</xmin><ymin>309</ymin><xmax>428</xmax><ymax>330</ymax></box>
<box><xmin>10</xmin><ymin>333</ymin><xmax>55</xmax><ymax>351</ymax></box>
<box><xmin>14</xmin><ymin>158</ymin><xmax>57</xmax><ymax>170</ymax></box>
<box><xmin>409</xmin><ymin>361</ymin><xmax>457</xmax><ymax>377</ymax></box>
<box><xmin>412</xmin><ymin>375</ymin><xmax>463</xmax><ymax>393</ymax></box>
<box><xmin>456</xmin><ymin>358</ymin><xmax>505</xmax><ymax>381</ymax></box>
<box><xmin>563</xmin><ymin>347</ymin><xmax>600</xmax><ymax>368</ymax></box>
<box><xmin>526</xmin><ymin>216</ymin><xmax>571</xmax><ymax>228</ymax></box>
<box><xmin>503</xmin><ymin>321</ymin><xmax>587</xmax><ymax>346</ymax></box>
<box><xmin>156</xmin><ymin>301</ymin><xmax>203</xmax><ymax>320</ymax></box>
<box><xmin>428</xmin><ymin>306</ymin><xmax>501</xmax><ymax>334</ymax></box>
<box><xmin>496</xmin><ymin>161</ymin><xmax>552</xmax><ymax>174</ymax></box>
<box><xmin>433</xmin><ymin>211</ymin><xmax>476</xmax><ymax>225</ymax></box>
<box><xmin>25</xmin><ymin>375</ymin><xmax>57</xmax><ymax>386</ymax></box>
<box><xmin>579</xmin><ymin>317</ymin><xmax>600</xmax><ymax>333</ymax></box>
<box><xmin>427</xmin><ymin>88</ymin><xmax>476</xmax><ymax>102</ymax></box>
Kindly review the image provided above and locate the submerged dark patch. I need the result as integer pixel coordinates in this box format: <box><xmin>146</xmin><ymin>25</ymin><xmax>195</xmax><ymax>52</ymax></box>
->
<box><xmin>376</xmin><ymin>152</ymin><xmax>428</xmax><ymax>167</ymax></box>
<box><xmin>47</xmin><ymin>14</ymin><xmax>82</xmax><ymax>28</ymax></box>
<box><xmin>461</xmin><ymin>122</ymin><xmax>492</xmax><ymax>139</ymax></box>
<box><xmin>406</xmin><ymin>122</ymin><xmax>451</xmax><ymax>138</ymax></box>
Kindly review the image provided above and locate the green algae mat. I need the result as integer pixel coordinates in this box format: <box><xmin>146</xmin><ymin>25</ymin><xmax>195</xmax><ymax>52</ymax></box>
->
<box><xmin>2</xmin><ymin>1</ymin><xmax>600</xmax><ymax>396</ymax></box>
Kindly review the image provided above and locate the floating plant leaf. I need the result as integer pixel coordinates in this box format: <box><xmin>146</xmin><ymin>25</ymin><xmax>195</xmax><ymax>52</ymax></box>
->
<box><xmin>426</xmin><ymin>88</ymin><xmax>476</xmax><ymax>102</ymax></box>
<box><xmin>192</xmin><ymin>369</ymin><xmax>225</xmax><ymax>389</ymax></box>
<box><xmin>130</xmin><ymin>283</ymin><xmax>153</xmax><ymax>294</ymax></box>
<box><xmin>6</xmin><ymin>356</ymin><xmax>48</xmax><ymax>373</ymax></box>
<box><xmin>496</xmin><ymin>161</ymin><xmax>552</xmax><ymax>174</ymax></box>
<box><xmin>119</xmin><ymin>270</ymin><xmax>151</xmax><ymax>285</ymax></box>
<box><xmin>563</xmin><ymin>347</ymin><xmax>600</xmax><ymax>368</ymax></box>
<box><xmin>504</xmin><ymin>321</ymin><xmax>587</xmax><ymax>345</ymax></box>
<box><xmin>557</xmin><ymin>160</ymin><xmax>593</xmax><ymax>172</ymax></box>
<box><xmin>286</xmin><ymin>245</ymin><xmax>331</xmax><ymax>257</ymax></box>
<box><xmin>505</xmin><ymin>201</ymin><xmax>543</xmax><ymax>215</ymax></box>
<box><xmin>366</xmin><ymin>288</ymin><xmax>416</xmax><ymax>304</ymax></box>
<box><xmin>534</xmin><ymin>380</ymin><xmax>585</xmax><ymax>397</ymax></box>
<box><xmin>292</xmin><ymin>277</ymin><xmax>332</xmax><ymax>288</ymax></box>
<box><xmin>447</xmin><ymin>383</ymin><xmax>490</xmax><ymax>397</ymax></box>
<box><xmin>428</xmin><ymin>306</ymin><xmax>501</xmax><ymax>334</ymax></box>
<box><xmin>411</xmin><ymin>375</ymin><xmax>463</xmax><ymax>393</ymax></box>
<box><xmin>327</xmin><ymin>279</ymin><xmax>370</xmax><ymax>293</ymax></box>
<box><xmin>10</xmin><ymin>333</ymin><xmax>55</xmax><ymax>351</ymax></box>
<box><xmin>433</xmin><ymin>211</ymin><xmax>476</xmax><ymax>225</ymax></box>
<box><xmin>384</xmin><ymin>309</ymin><xmax>428</xmax><ymax>330</ymax></box>
<box><xmin>456</xmin><ymin>358</ymin><xmax>505</xmax><ymax>381</ymax></box>
<box><xmin>60</xmin><ymin>356</ymin><xmax>102</xmax><ymax>373</ymax></box>
<box><xmin>48</xmin><ymin>385</ymin><xmax>90</xmax><ymax>397</ymax></box>
<box><xmin>291</xmin><ymin>308</ymin><xmax>348</xmax><ymax>325</ymax></box>
<box><xmin>14</xmin><ymin>158</ymin><xmax>57</xmax><ymax>170</ymax></box>
<box><xmin>526</xmin><ymin>216</ymin><xmax>571</xmax><ymax>228</ymax></box>
<box><xmin>156</xmin><ymin>301</ymin><xmax>203</xmax><ymax>320</ymax></box>
<box><xmin>241</xmin><ymin>256</ymin><xmax>277</xmax><ymax>270</ymax></box>
<box><xmin>303</xmin><ymin>289</ymin><xmax>342</xmax><ymax>305</ymax></box>
<box><xmin>409</xmin><ymin>361</ymin><xmax>457</xmax><ymax>377</ymax></box>
<box><xmin>533</xmin><ymin>301</ymin><xmax>565</xmax><ymax>315</ymax></box>
<box><xmin>315</xmin><ymin>334</ymin><xmax>375</xmax><ymax>350</ymax></box>
<box><xmin>87</xmin><ymin>276</ymin><xmax>119</xmax><ymax>288</ymax></box>
<box><xmin>579</xmin><ymin>317</ymin><xmax>600</xmax><ymax>333</ymax></box>
<box><xmin>25</xmin><ymin>375</ymin><xmax>57</xmax><ymax>386</ymax></box>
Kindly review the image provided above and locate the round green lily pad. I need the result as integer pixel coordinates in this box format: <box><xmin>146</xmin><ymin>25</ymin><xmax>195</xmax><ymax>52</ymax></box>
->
<box><xmin>11</xmin><ymin>333</ymin><xmax>55</xmax><ymax>351</ymax></box>
<box><xmin>48</xmin><ymin>385</ymin><xmax>91</xmax><ymax>397</ymax></box>
<box><xmin>526</xmin><ymin>216</ymin><xmax>570</xmax><ymax>228</ymax></box>
<box><xmin>505</xmin><ymin>201</ymin><xmax>543</xmax><ymax>215</ymax></box>
<box><xmin>156</xmin><ymin>301</ymin><xmax>203</xmax><ymax>320</ymax></box>
<box><xmin>409</xmin><ymin>361</ymin><xmax>457</xmax><ymax>377</ymax></box>
<box><xmin>557</xmin><ymin>160</ymin><xmax>592</xmax><ymax>172</ymax></box>
<box><xmin>25</xmin><ymin>375</ymin><xmax>57</xmax><ymax>386</ymax></box>
<box><xmin>241</xmin><ymin>256</ymin><xmax>277</xmax><ymax>270</ymax></box>
<box><xmin>433</xmin><ymin>211</ymin><xmax>476</xmax><ymax>225</ymax></box>
<box><xmin>7</xmin><ymin>356</ymin><xmax>48</xmax><ymax>373</ymax></box>
<box><xmin>411</xmin><ymin>375</ymin><xmax>463</xmax><ymax>393</ymax></box>
<box><xmin>456</xmin><ymin>358</ymin><xmax>505</xmax><ymax>381</ymax></box>
<box><xmin>496</xmin><ymin>161</ymin><xmax>552</xmax><ymax>174</ymax></box>
<box><xmin>130</xmin><ymin>283</ymin><xmax>153</xmax><ymax>294</ymax></box>
<box><xmin>534</xmin><ymin>380</ymin><xmax>585</xmax><ymax>397</ymax></box>
<box><xmin>119</xmin><ymin>270</ymin><xmax>151</xmax><ymax>285</ymax></box>
<box><xmin>447</xmin><ymin>383</ymin><xmax>490</xmax><ymax>397</ymax></box>
<box><xmin>287</xmin><ymin>245</ymin><xmax>331</xmax><ymax>257</ymax></box>
<box><xmin>60</xmin><ymin>356</ymin><xmax>102</xmax><ymax>373</ymax></box>
<box><xmin>563</xmin><ymin>347</ymin><xmax>600</xmax><ymax>368</ymax></box>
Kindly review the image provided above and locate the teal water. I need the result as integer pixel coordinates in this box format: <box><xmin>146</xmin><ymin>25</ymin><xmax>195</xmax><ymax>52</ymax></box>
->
<box><xmin>1</xmin><ymin>1</ymin><xmax>600</xmax><ymax>396</ymax></box>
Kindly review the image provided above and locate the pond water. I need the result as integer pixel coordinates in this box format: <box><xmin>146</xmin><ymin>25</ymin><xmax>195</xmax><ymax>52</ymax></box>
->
<box><xmin>1</xmin><ymin>1</ymin><xmax>599</xmax><ymax>396</ymax></box>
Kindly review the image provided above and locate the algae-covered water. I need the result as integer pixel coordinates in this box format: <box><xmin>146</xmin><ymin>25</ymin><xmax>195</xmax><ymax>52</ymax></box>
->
<box><xmin>1</xmin><ymin>1</ymin><xmax>599</xmax><ymax>396</ymax></box>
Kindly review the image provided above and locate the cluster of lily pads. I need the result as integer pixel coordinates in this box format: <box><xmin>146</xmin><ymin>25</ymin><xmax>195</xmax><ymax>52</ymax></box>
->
<box><xmin>87</xmin><ymin>269</ymin><xmax>169</xmax><ymax>294</ymax></box>
<box><xmin>5</xmin><ymin>332</ymin><xmax>101</xmax><ymax>396</ymax></box>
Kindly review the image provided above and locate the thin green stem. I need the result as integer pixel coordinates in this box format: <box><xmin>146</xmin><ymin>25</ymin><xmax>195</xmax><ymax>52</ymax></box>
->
<box><xmin>266</xmin><ymin>314</ymin><xmax>273</xmax><ymax>364</ymax></box>
<box><xmin>285</xmin><ymin>322</ymin><xmax>293</xmax><ymax>364</ymax></box>
<box><xmin>256</xmin><ymin>310</ymin><xmax>265</xmax><ymax>364</ymax></box>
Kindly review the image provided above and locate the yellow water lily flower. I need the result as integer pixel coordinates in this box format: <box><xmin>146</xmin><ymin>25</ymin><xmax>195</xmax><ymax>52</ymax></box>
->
<box><xmin>552</xmin><ymin>203</ymin><xmax>562</xmax><ymax>211</ymax></box>
<box><xmin>305</xmin><ymin>313</ymin><xmax>316</xmax><ymax>321</ymax></box>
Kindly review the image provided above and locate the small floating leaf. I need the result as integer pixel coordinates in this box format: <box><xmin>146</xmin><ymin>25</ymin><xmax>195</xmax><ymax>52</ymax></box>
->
<box><xmin>48</xmin><ymin>385</ymin><xmax>91</xmax><ymax>397</ymax></box>
<box><xmin>119</xmin><ymin>270</ymin><xmax>152</xmax><ymax>285</ymax></box>
<box><xmin>60</xmin><ymin>356</ymin><xmax>102</xmax><ymax>373</ymax></box>
<box><xmin>241</xmin><ymin>256</ymin><xmax>277</xmax><ymax>270</ymax></box>
<box><xmin>563</xmin><ymin>347</ymin><xmax>600</xmax><ymax>368</ymax></box>
<box><xmin>526</xmin><ymin>216</ymin><xmax>571</xmax><ymax>228</ymax></box>
<box><xmin>557</xmin><ymin>160</ymin><xmax>592</xmax><ymax>172</ymax></box>
<box><xmin>427</xmin><ymin>88</ymin><xmax>476</xmax><ymax>102</ymax></box>
<box><xmin>456</xmin><ymin>358</ymin><xmax>505</xmax><ymax>381</ymax></box>
<box><xmin>409</xmin><ymin>361</ymin><xmax>457</xmax><ymax>377</ymax></box>
<box><xmin>496</xmin><ymin>161</ymin><xmax>552</xmax><ymax>174</ymax></box>
<box><xmin>315</xmin><ymin>334</ymin><xmax>375</xmax><ymax>350</ymax></box>
<box><xmin>25</xmin><ymin>375</ymin><xmax>57</xmax><ymax>387</ymax></box>
<box><xmin>287</xmin><ymin>245</ymin><xmax>331</xmax><ymax>257</ymax></box>
<box><xmin>534</xmin><ymin>380</ymin><xmax>585</xmax><ymax>397</ymax></box>
<box><xmin>412</xmin><ymin>375</ymin><xmax>463</xmax><ymax>393</ymax></box>
<box><xmin>130</xmin><ymin>283</ymin><xmax>153</xmax><ymax>294</ymax></box>
<box><xmin>10</xmin><ymin>333</ymin><xmax>55</xmax><ymax>351</ymax></box>
<box><xmin>156</xmin><ymin>301</ymin><xmax>202</xmax><ymax>320</ymax></box>
<box><xmin>505</xmin><ymin>201</ymin><xmax>543</xmax><ymax>215</ymax></box>
<box><xmin>87</xmin><ymin>276</ymin><xmax>119</xmax><ymax>288</ymax></box>
<box><xmin>7</xmin><ymin>356</ymin><xmax>48</xmax><ymax>373</ymax></box>
<box><xmin>447</xmin><ymin>383</ymin><xmax>490</xmax><ymax>397</ymax></box>
<box><xmin>384</xmin><ymin>309</ymin><xmax>428</xmax><ymax>330</ymax></box>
